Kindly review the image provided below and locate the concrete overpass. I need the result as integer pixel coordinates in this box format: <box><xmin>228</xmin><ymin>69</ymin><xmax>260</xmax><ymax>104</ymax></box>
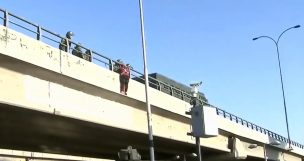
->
<box><xmin>0</xmin><ymin>9</ymin><xmax>304</xmax><ymax>161</ymax></box>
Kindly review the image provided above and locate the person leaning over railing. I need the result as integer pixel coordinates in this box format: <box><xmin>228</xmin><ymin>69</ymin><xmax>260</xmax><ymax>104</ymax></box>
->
<box><xmin>113</xmin><ymin>59</ymin><xmax>123</xmax><ymax>73</ymax></box>
<box><xmin>72</xmin><ymin>43</ymin><xmax>83</xmax><ymax>58</ymax></box>
<box><xmin>59</xmin><ymin>31</ymin><xmax>74</xmax><ymax>52</ymax></box>
<box><xmin>83</xmin><ymin>49</ymin><xmax>92</xmax><ymax>62</ymax></box>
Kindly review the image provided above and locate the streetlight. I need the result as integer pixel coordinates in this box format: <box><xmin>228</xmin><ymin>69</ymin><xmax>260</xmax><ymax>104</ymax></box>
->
<box><xmin>190</xmin><ymin>81</ymin><xmax>203</xmax><ymax>161</ymax></box>
<box><xmin>252</xmin><ymin>25</ymin><xmax>301</xmax><ymax>150</ymax></box>
<box><xmin>138</xmin><ymin>1</ymin><xmax>155</xmax><ymax>161</ymax></box>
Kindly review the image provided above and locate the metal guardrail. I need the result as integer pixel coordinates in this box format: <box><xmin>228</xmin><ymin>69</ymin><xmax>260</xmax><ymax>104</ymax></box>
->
<box><xmin>0</xmin><ymin>8</ymin><xmax>303</xmax><ymax>149</ymax></box>
<box><xmin>216</xmin><ymin>108</ymin><xmax>304</xmax><ymax>148</ymax></box>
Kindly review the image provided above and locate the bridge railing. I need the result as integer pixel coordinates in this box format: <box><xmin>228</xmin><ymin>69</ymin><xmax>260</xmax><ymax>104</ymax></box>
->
<box><xmin>1</xmin><ymin>8</ymin><xmax>303</xmax><ymax>149</ymax></box>
<box><xmin>216</xmin><ymin>108</ymin><xmax>295</xmax><ymax>145</ymax></box>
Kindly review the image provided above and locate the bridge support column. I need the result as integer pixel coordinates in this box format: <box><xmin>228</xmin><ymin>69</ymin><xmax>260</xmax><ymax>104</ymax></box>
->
<box><xmin>231</xmin><ymin>137</ymin><xmax>247</xmax><ymax>159</ymax></box>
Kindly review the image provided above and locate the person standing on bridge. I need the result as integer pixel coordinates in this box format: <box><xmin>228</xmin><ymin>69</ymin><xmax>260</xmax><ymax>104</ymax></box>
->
<box><xmin>118</xmin><ymin>63</ymin><xmax>131</xmax><ymax>95</ymax></box>
<box><xmin>72</xmin><ymin>43</ymin><xmax>84</xmax><ymax>58</ymax></box>
<box><xmin>83</xmin><ymin>49</ymin><xmax>92</xmax><ymax>62</ymax></box>
<box><xmin>59</xmin><ymin>31</ymin><xmax>74</xmax><ymax>52</ymax></box>
<box><xmin>113</xmin><ymin>59</ymin><xmax>123</xmax><ymax>73</ymax></box>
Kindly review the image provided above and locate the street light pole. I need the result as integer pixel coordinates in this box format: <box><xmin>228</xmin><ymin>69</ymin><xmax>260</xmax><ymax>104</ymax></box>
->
<box><xmin>190</xmin><ymin>82</ymin><xmax>203</xmax><ymax>161</ymax></box>
<box><xmin>253</xmin><ymin>25</ymin><xmax>301</xmax><ymax>150</ymax></box>
<box><xmin>138</xmin><ymin>0</ymin><xmax>155</xmax><ymax>161</ymax></box>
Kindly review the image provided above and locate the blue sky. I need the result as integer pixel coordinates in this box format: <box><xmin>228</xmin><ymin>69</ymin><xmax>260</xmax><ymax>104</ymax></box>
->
<box><xmin>1</xmin><ymin>1</ymin><xmax>303</xmax><ymax>144</ymax></box>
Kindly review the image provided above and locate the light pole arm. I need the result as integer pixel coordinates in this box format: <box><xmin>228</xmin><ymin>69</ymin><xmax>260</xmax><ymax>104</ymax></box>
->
<box><xmin>277</xmin><ymin>25</ymin><xmax>300</xmax><ymax>44</ymax></box>
<box><xmin>253</xmin><ymin>36</ymin><xmax>277</xmax><ymax>47</ymax></box>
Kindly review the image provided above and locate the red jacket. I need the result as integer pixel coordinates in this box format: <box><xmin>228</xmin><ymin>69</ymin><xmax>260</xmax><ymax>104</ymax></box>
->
<box><xmin>119</xmin><ymin>64</ymin><xmax>130</xmax><ymax>79</ymax></box>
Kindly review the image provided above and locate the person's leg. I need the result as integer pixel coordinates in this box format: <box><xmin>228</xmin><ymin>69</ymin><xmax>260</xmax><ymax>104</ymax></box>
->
<box><xmin>122</xmin><ymin>77</ymin><xmax>128</xmax><ymax>95</ymax></box>
<box><xmin>125</xmin><ymin>79</ymin><xmax>129</xmax><ymax>95</ymax></box>
<box><xmin>120</xmin><ymin>76</ymin><xmax>125</xmax><ymax>94</ymax></box>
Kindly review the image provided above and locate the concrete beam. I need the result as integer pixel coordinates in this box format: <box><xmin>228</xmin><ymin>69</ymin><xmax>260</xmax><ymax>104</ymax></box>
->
<box><xmin>0</xmin><ymin>148</ymin><xmax>110</xmax><ymax>161</ymax></box>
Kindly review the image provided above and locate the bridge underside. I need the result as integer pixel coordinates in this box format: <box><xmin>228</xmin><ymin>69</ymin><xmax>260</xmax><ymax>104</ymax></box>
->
<box><xmin>0</xmin><ymin>103</ymin><xmax>224</xmax><ymax>160</ymax></box>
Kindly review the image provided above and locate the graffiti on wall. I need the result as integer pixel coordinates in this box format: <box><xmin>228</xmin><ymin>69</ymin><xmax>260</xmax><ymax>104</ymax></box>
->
<box><xmin>0</xmin><ymin>28</ymin><xmax>17</xmax><ymax>42</ymax></box>
<box><xmin>0</xmin><ymin>27</ymin><xmax>57</xmax><ymax>62</ymax></box>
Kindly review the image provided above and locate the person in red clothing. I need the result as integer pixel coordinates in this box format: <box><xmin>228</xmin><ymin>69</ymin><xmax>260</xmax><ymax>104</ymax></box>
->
<box><xmin>118</xmin><ymin>63</ymin><xmax>131</xmax><ymax>95</ymax></box>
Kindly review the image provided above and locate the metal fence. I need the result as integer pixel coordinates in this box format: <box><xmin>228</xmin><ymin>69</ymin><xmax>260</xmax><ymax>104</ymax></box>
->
<box><xmin>0</xmin><ymin>8</ymin><xmax>302</xmax><ymax>149</ymax></box>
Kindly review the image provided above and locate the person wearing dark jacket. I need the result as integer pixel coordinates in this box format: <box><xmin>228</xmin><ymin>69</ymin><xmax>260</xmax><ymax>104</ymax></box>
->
<box><xmin>83</xmin><ymin>49</ymin><xmax>92</xmax><ymax>62</ymax></box>
<box><xmin>59</xmin><ymin>31</ymin><xmax>74</xmax><ymax>52</ymax></box>
<box><xmin>72</xmin><ymin>43</ymin><xmax>83</xmax><ymax>58</ymax></box>
<box><xmin>113</xmin><ymin>59</ymin><xmax>122</xmax><ymax>73</ymax></box>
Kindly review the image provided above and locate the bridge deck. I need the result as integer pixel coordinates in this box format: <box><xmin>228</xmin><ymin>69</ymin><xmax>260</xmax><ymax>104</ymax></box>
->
<box><xmin>0</xmin><ymin>25</ymin><xmax>230</xmax><ymax>158</ymax></box>
<box><xmin>0</xmin><ymin>18</ymin><xmax>303</xmax><ymax>161</ymax></box>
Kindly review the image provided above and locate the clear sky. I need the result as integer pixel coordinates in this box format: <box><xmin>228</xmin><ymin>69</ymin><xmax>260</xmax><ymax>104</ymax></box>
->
<box><xmin>1</xmin><ymin>1</ymin><xmax>303</xmax><ymax>144</ymax></box>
